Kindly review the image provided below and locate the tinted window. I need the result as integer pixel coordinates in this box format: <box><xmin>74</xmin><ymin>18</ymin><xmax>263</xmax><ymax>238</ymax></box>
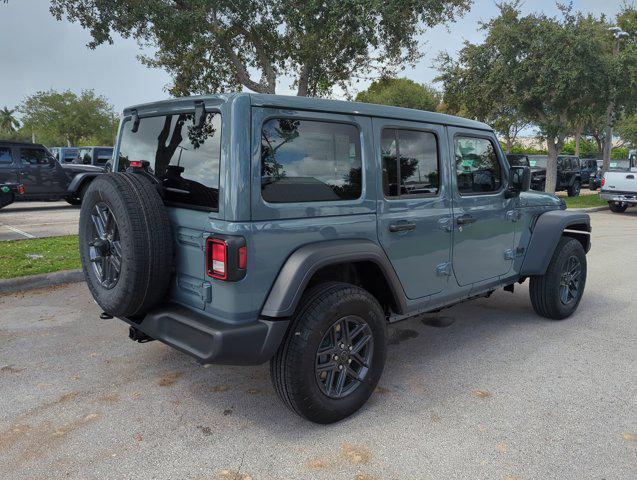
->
<box><xmin>21</xmin><ymin>148</ymin><xmax>51</xmax><ymax>165</ymax></box>
<box><xmin>95</xmin><ymin>148</ymin><xmax>113</xmax><ymax>164</ymax></box>
<box><xmin>0</xmin><ymin>147</ymin><xmax>12</xmax><ymax>164</ymax></box>
<box><xmin>261</xmin><ymin>119</ymin><xmax>361</xmax><ymax>203</ymax></box>
<box><xmin>455</xmin><ymin>137</ymin><xmax>502</xmax><ymax>194</ymax></box>
<box><xmin>382</xmin><ymin>129</ymin><xmax>439</xmax><ymax>197</ymax></box>
<box><xmin>118</xmin><ymin>112</ymin><xmax>221</xmax><ymax>211</ymax></box>
<box><xmin>63</xmin><ymin>149</ymin><xmax>79</xmax><ymax>161</ymax></box>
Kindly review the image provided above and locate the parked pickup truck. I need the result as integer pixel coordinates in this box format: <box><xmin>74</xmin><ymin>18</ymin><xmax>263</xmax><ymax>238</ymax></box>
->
<box><xmin>0</xmin><ymin>141</ymin><xmax>105</xmax><ymax>207</ymax></box>
<box><xmin>78</xmin><ymin>94</ymin><xmax>591</xmax><ymax>423</ymax></box>
<box><xmin>600</xmin><ymin>150</ymin><xmax>637</xmax><ymax>213</ymax></box>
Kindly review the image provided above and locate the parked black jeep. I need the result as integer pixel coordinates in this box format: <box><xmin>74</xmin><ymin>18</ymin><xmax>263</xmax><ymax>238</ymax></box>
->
<box><xmin>528</xmin><ymin>155</ymin><xmax>582</xmax><ymax>196</ymax></box>
<box><xmin>0</xmin><ymin>141</ymin><xmax>105</xmax><ymax>207</ymax></box>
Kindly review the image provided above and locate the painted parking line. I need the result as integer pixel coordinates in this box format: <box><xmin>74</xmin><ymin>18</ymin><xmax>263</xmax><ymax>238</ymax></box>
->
<box><xmin>0</xmin><ymin>223</ymin><xmax>36</xmax><ymax>239</ymax></box>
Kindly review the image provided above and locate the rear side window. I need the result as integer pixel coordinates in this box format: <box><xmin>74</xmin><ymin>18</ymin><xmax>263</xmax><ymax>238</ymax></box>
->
<box><xmin>63</xmin><ymin>149</ymin><xmax>79</xmax><ymax>161</ymax></box>
<box><xmin>20</xmin><ymin>148</ymin><xmax>51</xmax><ymax>165</ymax></box>
<box><xmin>118</xmin><ymin>112</ymin><xmax>221</xmax><ymax>211</ymax></box>
<box><xmin>381</xmin><ymin>129</ymin><xmax>439</xmax><ymax>197</ymax></box>
<box><xmin>261</xmin><ymin>119</ymin><xmax>362</xmax><ymax>203</ymax></box>
<box><xmin>0</xmin><ymin>147</ymin><xmax>12</xmax><ymax>164</ymax></box>
<box><xmin>79</xmin><ymin>149</ymin><xmax>91</xmax><ymax>164</ymax></box>
<box><xmin>454</xmin><ymin>137</ymin><xmax>502</xmax><ymax>194</ymax></box>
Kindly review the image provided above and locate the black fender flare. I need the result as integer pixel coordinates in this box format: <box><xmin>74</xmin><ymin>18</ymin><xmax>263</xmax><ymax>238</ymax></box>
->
<box><xmin>520</xmin><ymin>210</ymin><xmax>591</xmax><ymax>276</ymax></box>
<box><xmin>67</xmin><ymin>172</ymin><xmax>100</xmax><ymax>195</ymax></box>
<box><xmin>260</xmin><ymin>239</ymin><xmax>407</xmax><ymax>318</ymax></box>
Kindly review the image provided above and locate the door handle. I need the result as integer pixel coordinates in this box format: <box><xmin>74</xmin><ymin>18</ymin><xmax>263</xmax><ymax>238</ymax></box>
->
<box><xmin>389</xmin><ymin>221</ymin><xmax>416</xmax><ymax>233</ymax></box>
<box><xmin>456</xmin><ymin>214</ymin><xmax>475</xmax><ymax>226</ymax></box>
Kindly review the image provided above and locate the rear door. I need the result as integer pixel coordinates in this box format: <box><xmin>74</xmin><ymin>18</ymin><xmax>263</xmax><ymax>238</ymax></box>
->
<box><xmin>449</xmin><ymin>128</ymin><xmax>516</xmax><ymax>286</ymax></box>
<box><xmin>18</xmin><ymin>147</ymin><xmax>67</xmax><ymax>196</ymax></box>
<box><xmin>374</xmin><ymin>118</ymin><xmax>452</xmax><ymax>299</ymax></box>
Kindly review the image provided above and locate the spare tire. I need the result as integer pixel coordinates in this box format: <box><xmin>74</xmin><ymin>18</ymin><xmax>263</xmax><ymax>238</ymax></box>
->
<box><xmin>79</xmin><ymin>173</ymin><xmax>173</xmax><ymax>318</ymax></box>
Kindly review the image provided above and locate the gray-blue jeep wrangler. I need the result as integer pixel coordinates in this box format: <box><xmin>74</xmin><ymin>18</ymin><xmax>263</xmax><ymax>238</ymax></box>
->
<box><xmin>79</xmin><ymin>94</ymin><xmax>591</xmax><ymax>423</ymax></box>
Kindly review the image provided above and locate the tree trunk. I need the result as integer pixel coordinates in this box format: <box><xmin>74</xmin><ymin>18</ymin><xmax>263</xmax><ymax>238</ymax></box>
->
<box><xmin>31</xmin><ymin>131</ymin><xmax>36</xmax><ymax>143</ymax></box>
<box><xmin>297</xmin><ymin>65</ymin><xmax>309</xmax><ymax>97</ymax></box>
<box><xmin>545</xmin><ymin>139</ymin><xmax>560</xmax><ymax>194</ymax></box>
<box><xmin>574</xmin><ymin>122</ymin><xmax>583</xmax><ymax>157</ymax></box>
<box><xmin>505</xmin><ymin>136</ymin><xmax>512</xmax><ymax>154</ymax></box>
<box><xmin>602</xmin><ymin>125</ymin><xmax>613</xmax><ymax>172</ymax></box>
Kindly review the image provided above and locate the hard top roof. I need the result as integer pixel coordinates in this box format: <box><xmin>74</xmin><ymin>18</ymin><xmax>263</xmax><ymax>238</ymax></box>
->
<box><xmin>123</xmin><ymin>92</ymin><xmax>492</xmax><ymax>131</ymax></box>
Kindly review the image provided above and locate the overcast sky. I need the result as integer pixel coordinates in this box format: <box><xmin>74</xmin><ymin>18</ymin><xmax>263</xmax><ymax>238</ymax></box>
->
<box><xmin>0</xmin><ymin>0</ymin><xmax>627</xmax><ymax>116</ymax></box>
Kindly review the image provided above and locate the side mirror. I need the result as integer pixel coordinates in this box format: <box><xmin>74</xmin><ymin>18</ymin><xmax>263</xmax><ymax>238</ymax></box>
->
<box><xmin>506</xmin><ymin>166</ymin><xmax>531</xmax><ymax>197</ymax></box>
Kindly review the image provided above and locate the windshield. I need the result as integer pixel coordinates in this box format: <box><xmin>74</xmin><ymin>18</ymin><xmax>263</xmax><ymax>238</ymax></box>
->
<box><xmin>528</xmin><ymin>156</ymin><xmax>547</xmax><ymax>168</ymax></box>
<box><xmin>95</xmin><ymin>148</ymin><xmax>113</xmax><ymax>164</ymax></box>
<box><xmin>117</xmin><ymin>112</ymin><xmax>221</xmax><ymax>211</ymax></box>
<box><xmin>63</xmin><ymin>149</ymin><xmax>78</xmax><ymax>160</ymax></box>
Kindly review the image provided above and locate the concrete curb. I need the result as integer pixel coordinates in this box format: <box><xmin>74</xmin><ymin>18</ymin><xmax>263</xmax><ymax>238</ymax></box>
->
<box><xmin>0</xmin><ymin>269</ymin><xmax>84</xmax><ymax>295</ymax></box>
<box><xmin>568</xmin><ymin>205</ymin><xmax>609</xmax><ymax>213</ymax></box>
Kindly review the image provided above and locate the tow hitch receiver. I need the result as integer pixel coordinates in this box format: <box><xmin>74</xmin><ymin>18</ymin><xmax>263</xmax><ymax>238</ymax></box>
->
<box><xmin>129</xmin><ymin>327</ymin><xmax>154</xmax><ymax>343</ymax></box>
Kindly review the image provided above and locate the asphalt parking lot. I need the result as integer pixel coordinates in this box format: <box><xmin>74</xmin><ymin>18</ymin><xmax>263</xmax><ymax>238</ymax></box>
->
<box><xmin>0</xmin><ymin>210</ymin><xmax>635</xmax><ymax>480</ymax></box>
<box><xmin>0</xmin><ymin>201</ymin><xmax>79</xmax><ymax>241</ymax></box>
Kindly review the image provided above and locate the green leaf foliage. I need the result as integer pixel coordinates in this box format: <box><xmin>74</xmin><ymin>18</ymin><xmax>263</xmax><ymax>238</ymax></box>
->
<box><xmin>355</xmin><ymin>77</ymin><xmax>441</xmax><ymax>111</ymax></box>
<box><xmin>48</xmin><ymin>0</ymin><xmax>471</xmax><ymax>97</ymax></box>
<box><xmin>19</xmin><ymin>89</ymin><xmax>118</xmax><ymax>147</ymax></box>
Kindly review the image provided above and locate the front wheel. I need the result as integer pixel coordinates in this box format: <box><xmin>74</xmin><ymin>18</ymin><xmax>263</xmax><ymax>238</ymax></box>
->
<box><xmin>270</xmin><ymin>282</ymin><xmax>387</xmax><ymax>424</ymax></box>
<box><xmin>567</xmin><ymin>181</ymin><xmax>581</xmax><ymax>197</ymax></box>
<box><xmin>529</xmin><ymin>237</ymin><xmax>587</xmax><ymax>320</ymax></box>
<box><xmin>609</xmin><ymin>202</ymin><xmax>628</xmax><ymax>213</ymax></box>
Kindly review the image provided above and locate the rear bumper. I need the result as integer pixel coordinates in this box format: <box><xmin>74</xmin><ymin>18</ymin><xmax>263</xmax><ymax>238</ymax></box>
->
<box><xmin>599</xmin><ymin>191</ymin><xmax>637</xmax><ymax>204</ymax></box>
<box><xmin>120</xmin><ymin>305</ymin><xmax>289</xmax><ymax>365</ymax></box>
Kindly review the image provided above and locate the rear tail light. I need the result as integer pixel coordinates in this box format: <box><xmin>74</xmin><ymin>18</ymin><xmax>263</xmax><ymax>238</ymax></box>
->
<box><xmin>18</xmin><ymin>185</ymin><xmax>25</xmax><ymax>195</ymax></box>
<box><xmin>601</xmin><ymin>177</ymin><xmax>605</xmax><ymax>187</ymax></box>
<box><xmin>208</xmin><ymin>239</ymin><xmax>227</xmax><ymax>279</ymax></box>
<box><xmin>206</xmin><ymin>236</ymin><xmax>247</xmax><ymax>281</ymax></box>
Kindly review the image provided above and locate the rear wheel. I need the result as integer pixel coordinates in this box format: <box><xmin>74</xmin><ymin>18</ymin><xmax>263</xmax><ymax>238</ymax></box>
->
<box><xmin>529</xmin><ymin>237</ymin><xmax>586</xmax><ymax>320</ymax></box>
<box><xmin>270</xmin><ymin>282</ymin><xmax>387</xmax><ymax>424</ymax></box>
<box><xmin>567</xmin><ymin>181</ymin><xmax>581</xmax><ymax>197</ymax></box>
<box><xmin>609</xmin><ymin>202</ymin><xmax>628</xmax><ymax>213</ymax></box>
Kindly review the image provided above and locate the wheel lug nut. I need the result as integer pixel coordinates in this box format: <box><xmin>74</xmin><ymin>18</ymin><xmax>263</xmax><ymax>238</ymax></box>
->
<box><xmin>348</xmin><ymin>359</ymin><xmax>352</xmax><ymax>364</ymax></box>
<box><xmin>340</xmin><ymin>343</ymin><xmax>345</xmax><ymax>349</ymax></box>
<box><xmin>338</xmin><ymin>365</ymin><xmax>343</xmax><ymax>370</ymax></box>
<box><xmin>334</xmin><ymin>355</ymin><xmax>339</xmax><ymax>361</ymax></box>
<box><xmin>348</xmin><ymin>346</ymin><xmax>353</xmax><ymax>351</ymax></box>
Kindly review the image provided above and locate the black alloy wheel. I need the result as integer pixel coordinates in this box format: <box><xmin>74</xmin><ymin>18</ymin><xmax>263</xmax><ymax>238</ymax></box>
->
<box><xmin>559</xmin><ymin>255</ymin><xmax>582</xmax><ymax>306</ymax></box>
<box><xmin>315</xmin><ymin>315</ymin><xmax>374</xmax><ymax>399</ymax></box>
<box><xmin>88</xmin><ymin>202</ymin><xmax>122</xmax><ymax>290</ymax></box>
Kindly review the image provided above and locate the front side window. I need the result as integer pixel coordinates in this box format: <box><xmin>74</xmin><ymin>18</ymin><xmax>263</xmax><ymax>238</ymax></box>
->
<box><xmin>455</xmin><ymin>136</ymin><xmax>502</xmax><ymax>194</ymax></box>
<box><xmin>381</xmin><ymin>129</ymin><xmax>439</xmax><ymax>197</ymax></box>
<box><xmin>63</xmin><ymin>149</ymin><xmax>79</xmax><ymax>161</ymax></box>
<box><xmin>0</xmin><ymin>147</ymin><xmax>12</xmax><ymax>164</ymax></box>
<box><xmin>21</xmin><ymin>148</ymin><xmax>52</xmax><ymax>165</ymax></box>
<box><xmin>261</xmin><ymin>119</ymin><xmax>362</xmax><ymax>203</ymax></box>
<box><xmin>78</xmin><ymin>148</ymin><xmax>91</xmax><ymax>164</ymax></box>
<box><xmin>118</xmin><ymin>112</ymin><xmax>221</xmax><ymax>211</ymax></box>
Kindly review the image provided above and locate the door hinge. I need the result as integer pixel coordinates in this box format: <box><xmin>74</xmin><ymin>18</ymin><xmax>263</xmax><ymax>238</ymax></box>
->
<box><xmin>436</xmin><ymin>262</ymin><xmax>452</xmax><ymax>277</ymax></box>
<box><xmin>202</xmin><ymin>282</ymin><xmax>212</xmax><ymax>303</ymax></box>
<box><xmin>506</xmin><ymin>210</ymin><xmax>522</xmax><ymax>222</ymax></box>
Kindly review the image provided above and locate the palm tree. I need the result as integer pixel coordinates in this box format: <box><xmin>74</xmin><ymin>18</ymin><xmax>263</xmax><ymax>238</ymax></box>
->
<box><xmin>0</xmin><ymin>107</ymin><xmax>20</xmax><ymax>133</ymax></box>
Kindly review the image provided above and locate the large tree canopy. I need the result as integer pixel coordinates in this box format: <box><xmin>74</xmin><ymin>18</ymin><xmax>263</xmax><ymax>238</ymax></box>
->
<box><xmin>48</xmin><ymin>0</ymin><xmax>471</xmax><ymax>97</ymax></box>
<box><xmin>436</xmin><ymin>2</ymin><xmax>636</xmax><ymax>192</ymax></box>
<box><xmin>20</xmin><ymin>90</ymin><xmax>118</xmax><ymax>147</ymax></box>
<box><xmin>355</xmin><ymin>77</ymin><xmax>441</xmax><ymax>111</ymax></box>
